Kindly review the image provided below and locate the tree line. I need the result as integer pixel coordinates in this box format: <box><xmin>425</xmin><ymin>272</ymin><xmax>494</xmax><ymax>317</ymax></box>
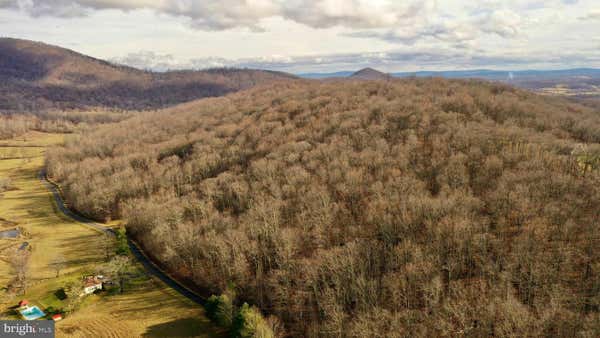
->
<box><xmin>0</xmin><ymin>111</ymin><xmax>139</xmax><ymax>140</ymax></box>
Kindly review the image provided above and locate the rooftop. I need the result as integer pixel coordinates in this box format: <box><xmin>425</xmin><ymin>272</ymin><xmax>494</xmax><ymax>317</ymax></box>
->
<box><xmin>83</xmin><ymin>276</ymin><xmax>102</xmax><ymax>287</ymax></box>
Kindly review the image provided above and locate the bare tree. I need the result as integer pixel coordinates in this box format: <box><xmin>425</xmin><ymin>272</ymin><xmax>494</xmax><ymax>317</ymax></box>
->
<box><xmin>107</xmin><ymin>255</ymin><xmax>132</xmax><ymax>294</ymax></box>
<box><xmin>63</xmin><ymin>280</ymin><xmax>83</xmax><ymax>313</ymax></box>
<box><xmin>103</xmin><ymin>232</ymin><xmax>114</xmax><ymax>261</ymax></box>
<box><xmin>49</xmin><ymin>253</ymin><xmax>67</xmax><ymax>278</ymax></box>
<box><xmin>9</xmin><ymin>249</ymin><xmax>30</xmax><ymax>295</ymax></box>
<box><xmin>0</xmin><ymin>177</ymin><xmax>11</xmax><ymax>192</ymax></box>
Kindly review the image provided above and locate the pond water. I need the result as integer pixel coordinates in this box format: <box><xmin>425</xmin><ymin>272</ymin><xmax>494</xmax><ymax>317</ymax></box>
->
<box><xmin>0</xmin><ymin>228</ymin><xmax>19</xmax><ymax>238</ymax></box>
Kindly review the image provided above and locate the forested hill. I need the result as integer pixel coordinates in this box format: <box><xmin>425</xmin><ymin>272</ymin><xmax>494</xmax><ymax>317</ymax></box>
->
<box><xmin>0</xmin><ymin>38</ymin><xmax>296</xmax><ymax>112</ymax></box>
<box><xmin>47</xmin><ymin>79</ymin><xmax>600</xmax><ymax>336</ymax></box>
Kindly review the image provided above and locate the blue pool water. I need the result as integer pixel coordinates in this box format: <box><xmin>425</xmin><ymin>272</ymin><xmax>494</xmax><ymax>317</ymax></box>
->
<box><xmin>20</xmin><ymin>306</ymin><xmax>45</xmax><ymax>320</ymax></box>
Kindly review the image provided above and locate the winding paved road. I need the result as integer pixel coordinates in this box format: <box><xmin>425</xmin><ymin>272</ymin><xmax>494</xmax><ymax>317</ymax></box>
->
<box><xmin>39</xmin><ymin>170</ymin><xmax>115</xmax><ymax>236</ymax></box>
<box><xmin>39</xmin><ymin>170</ymin><xmax>206</xmax><ymax>306</ymax></box>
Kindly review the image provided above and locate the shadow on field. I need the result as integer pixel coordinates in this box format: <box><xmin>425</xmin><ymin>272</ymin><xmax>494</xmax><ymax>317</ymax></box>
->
<box><xmin>8</xmin><ymin>164</ymin><xmax>39</xmax><ymax>181</ymax></box>
<box><xmin>109</xmin><ymin>290</ymin><xmax>194</xmax><ymax>317</ymax></box>
<box><xmin>59</xmin><ymin>233</ymin><xmax>105</xmax><ymax>266</ymax></box>
<box><xmin>143</xmin><ymin>317</ymin><xmax>223</xmax><ymax>338</ymax></box>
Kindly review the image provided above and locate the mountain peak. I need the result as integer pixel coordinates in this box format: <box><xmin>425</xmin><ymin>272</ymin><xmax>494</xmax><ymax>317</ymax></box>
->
<box><xmin>350</xmin><ymin>67</ymin><xmax>390</xmax><ymax>80</ymax></box>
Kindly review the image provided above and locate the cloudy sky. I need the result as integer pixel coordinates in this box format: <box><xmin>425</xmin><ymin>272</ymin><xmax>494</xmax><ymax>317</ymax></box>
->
<box><xmin>1</xmin><ymin>0</ymin><xmax>599</xmax><ymax>73</ymax></box>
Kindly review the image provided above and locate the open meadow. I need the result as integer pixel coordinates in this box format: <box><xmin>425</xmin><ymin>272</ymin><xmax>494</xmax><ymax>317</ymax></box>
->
<box><xmin>0</xmin><ymin>131</ymin><xmax>221</xmax><ymax>338</ymax></box>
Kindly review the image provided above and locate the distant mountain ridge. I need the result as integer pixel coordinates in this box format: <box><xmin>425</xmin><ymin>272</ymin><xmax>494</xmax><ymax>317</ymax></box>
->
<box><xmin>299</xmin><ymin>68</ymin><xmax>600</xmax><ymax>80</ymax></box>
<box><xmin>0</xmin><ymin>38</ymin><xmax>297</xmax><ymax>112</ymax></box>
<box><xmin>350</xmin><ymin>67</ymin><xmax>390</xmax><ymax>80</ymax></box>
<box><xmin>299</xmin><ymin>67</ymin><xmax>600</xmax><ymax>98</ymax></box>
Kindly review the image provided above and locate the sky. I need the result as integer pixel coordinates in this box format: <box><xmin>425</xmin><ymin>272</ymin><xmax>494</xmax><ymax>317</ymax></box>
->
<box><xmin>1</xmin><ymin>0</ymin><xmax>600</xmax><ymax>73</ymax></box>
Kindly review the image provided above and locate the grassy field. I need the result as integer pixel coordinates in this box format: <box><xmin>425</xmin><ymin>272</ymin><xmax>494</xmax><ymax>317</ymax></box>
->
<box><xmin>0</xmin><ymin>131</ymin><xmax>221</xmax><ymax>338</ymax></box>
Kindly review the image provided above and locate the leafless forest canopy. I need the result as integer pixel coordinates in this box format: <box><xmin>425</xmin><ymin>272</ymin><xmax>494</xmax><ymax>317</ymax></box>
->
<box><xmin>47</xmin><ymin>79</ymin><xmax>600</xmax><ymax>336</ymax></box>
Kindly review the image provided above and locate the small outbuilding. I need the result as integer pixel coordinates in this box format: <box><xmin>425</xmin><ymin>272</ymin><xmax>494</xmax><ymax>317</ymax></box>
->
<box><xmin>18</xmin><ymin>300</ymin><xmax>29</xmax><ymax>308</ymax></box>
<box><xmin>52</xmin><ymin>314</ymin><xmax>63</xmax><ymax>321</ymax></box>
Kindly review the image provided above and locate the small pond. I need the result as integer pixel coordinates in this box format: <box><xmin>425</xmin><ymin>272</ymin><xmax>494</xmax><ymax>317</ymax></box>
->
<box><xmin>0</xmin><ymin>228</ymin><xmax>20</xmax><ymax>239</ymax></box>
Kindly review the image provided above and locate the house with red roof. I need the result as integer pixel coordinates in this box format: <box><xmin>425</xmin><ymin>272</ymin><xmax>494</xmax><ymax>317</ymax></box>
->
<box><xmin>82</xmin><ymin>276</ymin><xmax>103</xmax><ymax>295</ymax></box>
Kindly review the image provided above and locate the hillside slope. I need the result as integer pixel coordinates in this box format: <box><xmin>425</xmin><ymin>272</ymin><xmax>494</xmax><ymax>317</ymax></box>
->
<box><xmin>0</xmin><ymin>38</ymin><xmax>296</xmax><ymax>112</ymax></box>
<box><xmin>47</xmin><ymin>79</ymin><xmax>600</xmax><ymax>336</ymax></box>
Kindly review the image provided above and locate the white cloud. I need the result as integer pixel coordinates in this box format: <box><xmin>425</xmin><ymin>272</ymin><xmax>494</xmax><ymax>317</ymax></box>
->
<box><xmin>110</xmin><ymin>51</ymin><xmax>180</xmax><ymax>71</ymax></box>
<box><xmin>579</xmin><ymin>9</ymin><xmax>600</xmax><ymax>20</ymax></box>
<box><xmin>478</xmin><ymin>9</ymin><xmax>523</xmax><ymax>38</ymax></box>
<box><xmin>0</xmin><ymin>0</ymin><xmax>17</xmax><ymax>10</ymax></box>
<box><xmin>2</xmin><ymin>0</ymin><xmax>600</xmax><ymax>72</ymax></box>
<box><xmin>109</xmin><ymin>45</ymin><xmax>600</xmax><ymax>74</ymax></box>
<box><xmin>344</xmin><ymin>10</ymin><xmax>519</xmax><ymax>46</ymax></box>
<box><xmin>280</xmin><ymin>0</ymin><xmax>432</xmax><ymax>29</ymax></box>
<box><xmin>0</xmin><ymin>0</ymin><xmax>438</xmax><ymax>31</ymax></box>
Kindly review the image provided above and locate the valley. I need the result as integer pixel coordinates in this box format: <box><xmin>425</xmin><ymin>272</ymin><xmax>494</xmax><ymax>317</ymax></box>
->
<box><xmin>0</xmin><ymin>132</ymin><xmax>221</xmax><ymax>337</ymax></box>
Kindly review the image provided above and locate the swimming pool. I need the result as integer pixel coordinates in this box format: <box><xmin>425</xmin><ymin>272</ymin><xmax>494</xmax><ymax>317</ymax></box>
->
<box><xmin>20</xmin><ymin>306</ymin><xmax>45</xmax><ymax>320</ymax></box>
